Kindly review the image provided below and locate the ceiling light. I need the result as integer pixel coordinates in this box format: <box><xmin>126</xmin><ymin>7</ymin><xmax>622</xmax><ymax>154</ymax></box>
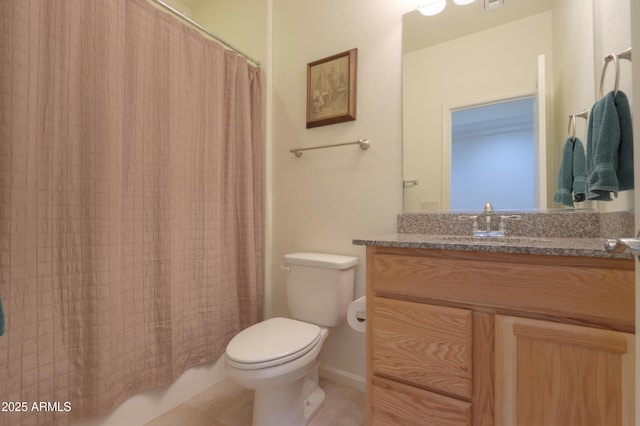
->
<box><xmin>417</xmin><ymin>0</ymin><xmax>446</xmax><ymax>16</ymax></box>
<box><xmin>417</xmin><ymin>0</ymin><xmax>477</xmax><ymax>17</ymax></box>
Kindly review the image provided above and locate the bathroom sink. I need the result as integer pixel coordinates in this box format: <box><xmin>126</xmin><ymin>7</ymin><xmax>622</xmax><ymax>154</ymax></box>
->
<box><xmin>473</xmin><ymin>230</ymin><xmax>507</xmax><ymax>237</ymax></box>
<box><xmin>434</xmin><ymin>235</ymin><xmax>554</xmax><ymax>245</ymax></box>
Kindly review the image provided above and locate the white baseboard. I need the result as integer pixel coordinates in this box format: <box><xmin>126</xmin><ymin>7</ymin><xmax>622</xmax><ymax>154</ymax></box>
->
<box><xmin>319</xmin><ymin>365</ymin><xmax>366</xmax><ymax>393</ymax></box>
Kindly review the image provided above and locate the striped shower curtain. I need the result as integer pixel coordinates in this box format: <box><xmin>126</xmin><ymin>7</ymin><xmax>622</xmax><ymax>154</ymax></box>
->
<box><xmin>0</xmin><ymin>0</ymin><xmax>263</xmax><ymax>424</ymax></box>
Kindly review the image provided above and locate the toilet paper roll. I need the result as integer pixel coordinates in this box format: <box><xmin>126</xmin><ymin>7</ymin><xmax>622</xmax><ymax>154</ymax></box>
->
<box><xmin>347</xmin><ymin>296</ymin><xmax>366</xmax><ymax>333</ymax></box>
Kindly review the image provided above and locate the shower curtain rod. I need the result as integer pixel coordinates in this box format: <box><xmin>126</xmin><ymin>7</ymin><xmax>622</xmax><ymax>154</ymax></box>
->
<box><xmin>150</xmin><ymin>0</ymin><xmax>261</xmax><ymax>67</ymax></box>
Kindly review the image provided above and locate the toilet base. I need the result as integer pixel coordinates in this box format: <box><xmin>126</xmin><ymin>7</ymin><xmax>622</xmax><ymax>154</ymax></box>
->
<box><xmin>303</xmin><ymin>386</ymin><xmax>325</xmax><ymax>422</ymax></box>
<box><xmin>252</xmin><ymin>377</ymin><xmax>325</xmax><ymax>426</ymax></box>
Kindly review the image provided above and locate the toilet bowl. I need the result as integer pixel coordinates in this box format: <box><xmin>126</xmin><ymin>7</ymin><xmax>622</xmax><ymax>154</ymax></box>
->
<box><xmin>224</xmin><ymin>252</ymin><xmax>358</xmax><ymax>426</ymax></box>
<box><xmin>226</xmin><ymin>317</ymin><xmax>329</xmax><ymax>426</ymax></box>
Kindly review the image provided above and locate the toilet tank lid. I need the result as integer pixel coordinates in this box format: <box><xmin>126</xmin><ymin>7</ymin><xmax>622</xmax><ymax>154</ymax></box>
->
<box><xmin>284</xmin><ymin>252</ymin><xmax>358</xmax><ymax>269</ymax></box>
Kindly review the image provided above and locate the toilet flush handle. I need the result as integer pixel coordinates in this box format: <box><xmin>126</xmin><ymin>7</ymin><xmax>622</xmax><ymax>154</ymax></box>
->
<box><xmin>280</xmin><ymin>265</ymin><xmax>290</xmax><ymax>272</ymax></box>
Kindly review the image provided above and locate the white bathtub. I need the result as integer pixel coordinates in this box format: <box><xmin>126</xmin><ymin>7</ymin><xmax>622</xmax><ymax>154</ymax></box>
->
<box><xmin>72</xmin><ymin>355</ymin><xmax>227</xmax><ymax>426</ymax></box>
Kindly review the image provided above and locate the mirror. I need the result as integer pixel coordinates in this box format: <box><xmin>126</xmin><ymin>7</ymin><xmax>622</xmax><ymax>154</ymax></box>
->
<box><xmin>402</xmin><ymin>0</ymin><xmax>633</xmax><ymax>212</ymax></box>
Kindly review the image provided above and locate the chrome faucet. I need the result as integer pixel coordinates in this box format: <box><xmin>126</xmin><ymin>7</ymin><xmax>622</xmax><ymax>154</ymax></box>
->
<box><xmin>472</xmin><ymin>201</ymin><xmax>508</xmax><ymax>237</ymax></box>
<box><xmin>483</xmin><ymin>201</ymin><xmax>493</xmax><ymax>232</ymax></box>
<box><xmin>461</xmin><ymin>201</ymin><xmax>520</xmax><ymax>237</ymax></box>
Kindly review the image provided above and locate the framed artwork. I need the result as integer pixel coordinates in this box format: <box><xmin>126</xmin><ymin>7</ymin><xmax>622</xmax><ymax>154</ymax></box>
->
<box><xmin>306</xmin><ymin>48</ymin><xmax>357</xmax><ymax>128</ymax></box>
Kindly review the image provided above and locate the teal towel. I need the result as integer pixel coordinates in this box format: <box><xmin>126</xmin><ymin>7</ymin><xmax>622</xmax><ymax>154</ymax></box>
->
<box><xmin>0</xmin><ymin>297</ymin><xmax>4</xmax><ymax>336</ymax></box>
<box><xmin>554</xmin><ymin>138</ymin><xmax>575</xmax><ymax>207</ymax></box>
<box><xmin>614</xmin><ymin>91</ymin><xmax>634</xmax><ymax>191</ymax></box>
<box><xmin>573</xmin><ymin>138</ymin><xmax>587</xmax><ymax>202</ymax></box>
<box><xmin>586</xmin><ymin>92</ymin><xmax>620</xmax><ymax>200</ymax></box>
<box><xmin>554</xmin><ymin>137</ymin><xmax>586</xmax><ymax>207</ymax></box>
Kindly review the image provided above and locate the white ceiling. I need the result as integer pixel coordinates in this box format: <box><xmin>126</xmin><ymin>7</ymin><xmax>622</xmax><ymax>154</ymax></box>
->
<box><xmin>403</xmin><ymin>0</ymin><xmax>553</xmax><ymax>54</ymax></box>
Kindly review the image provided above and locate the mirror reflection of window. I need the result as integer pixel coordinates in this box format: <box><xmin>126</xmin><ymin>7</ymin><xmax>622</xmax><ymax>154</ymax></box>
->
<box><xmin>450</xmin><ymin>97</ymin><xmax>535</xmax><ymax>210</ymax></box>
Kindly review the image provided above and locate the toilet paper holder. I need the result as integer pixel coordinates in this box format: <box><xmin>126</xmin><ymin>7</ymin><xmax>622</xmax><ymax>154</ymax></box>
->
<box><xmin>355</xmin><ymin>311</ymin><xmax>365</xmax><ymax>322</ymax></box>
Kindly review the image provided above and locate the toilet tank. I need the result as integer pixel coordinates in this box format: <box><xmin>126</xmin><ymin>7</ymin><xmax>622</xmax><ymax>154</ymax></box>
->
<box><xmin>284</xmin><ymin>252</ymin><xmax>358</xmax><ymax>327</ymax></box>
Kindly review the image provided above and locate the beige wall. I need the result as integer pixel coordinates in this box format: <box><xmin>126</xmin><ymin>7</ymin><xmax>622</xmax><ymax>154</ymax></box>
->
<box><xmin>270</xmin><ymin>0</ymin><xmax>410</xmax><ymax>384</ymax></box>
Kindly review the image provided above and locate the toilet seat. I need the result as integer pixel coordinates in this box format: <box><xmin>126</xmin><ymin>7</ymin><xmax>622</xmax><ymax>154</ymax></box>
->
<box><xmin>226</xmin><ymin>317</ymin><xmax>322</xmax><ymax>370</ymax></box>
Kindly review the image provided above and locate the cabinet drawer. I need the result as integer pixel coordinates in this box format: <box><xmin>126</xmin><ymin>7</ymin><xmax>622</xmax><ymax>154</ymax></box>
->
<box><xmin>371</xmin><ymin>375</ymin><xmax>471</xmax><ymax>426</ymax></box>
<box><xmin>370</xmin><ymin>251</ymin><xmax>634</xmax><ymax>332</ymax></box>
<box><xmin>370</xmin><ymin>297</ymin><xmax>472</xmax><ymax>399</ymax></box>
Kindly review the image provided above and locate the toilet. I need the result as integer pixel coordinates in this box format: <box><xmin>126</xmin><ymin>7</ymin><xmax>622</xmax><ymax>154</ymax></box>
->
<box><xmin>225</xmin><ymin>252</ymin><xmax>358</xmax><ymax>426</ymax></box>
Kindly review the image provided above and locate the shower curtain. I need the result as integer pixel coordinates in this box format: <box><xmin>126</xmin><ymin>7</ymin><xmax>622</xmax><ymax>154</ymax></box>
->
<box><xmin>0</xmin><ymin>0</ymin><xmax>263</xmax><ymax>425</ymax></box>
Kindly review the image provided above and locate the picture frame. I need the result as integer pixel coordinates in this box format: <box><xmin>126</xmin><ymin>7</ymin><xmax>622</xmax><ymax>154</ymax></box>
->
<box><xmin>306</xmin><ymin>48</ymin><xmax>357</xmax><ymax>128</ymax></box>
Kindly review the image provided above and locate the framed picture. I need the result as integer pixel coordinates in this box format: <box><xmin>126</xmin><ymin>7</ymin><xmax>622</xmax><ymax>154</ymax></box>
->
<box><xmin>306</xmin><ymin>48</ymin><xmax>357</xmax><ymax>128</ymax></box>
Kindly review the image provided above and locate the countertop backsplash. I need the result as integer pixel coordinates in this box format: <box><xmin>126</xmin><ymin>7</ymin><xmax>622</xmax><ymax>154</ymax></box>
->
<box><xmin>397</xmin><ymin>210</ymin><xmax>634</xmax><ymax>239</ymax></box>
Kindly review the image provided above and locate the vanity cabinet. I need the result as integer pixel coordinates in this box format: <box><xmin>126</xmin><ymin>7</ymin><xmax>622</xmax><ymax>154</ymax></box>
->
<box><xmin>365</xmin><ymin>246</ymin><xmax>635</xmax><ymax>426</ymax></box>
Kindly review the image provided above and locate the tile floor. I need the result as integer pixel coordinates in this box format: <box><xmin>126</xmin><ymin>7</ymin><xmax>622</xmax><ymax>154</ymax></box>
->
<box><xmin>146</xmin><ymin>378</ymin><xmax>366</xmax><ymax>426</ymax></box>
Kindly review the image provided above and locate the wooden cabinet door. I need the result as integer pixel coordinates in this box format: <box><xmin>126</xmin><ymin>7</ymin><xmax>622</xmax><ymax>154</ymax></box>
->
<box><xmin>495</xmin><ymin>315</ymin><xmax>635</xmax><ymax>426</ymax></box>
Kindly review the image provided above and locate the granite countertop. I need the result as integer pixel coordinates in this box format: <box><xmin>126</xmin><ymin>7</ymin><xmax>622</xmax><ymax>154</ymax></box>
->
<box><xmin>352</xmin><ymin>233</ymin><xmax>634</xmax><ymax>259</ymax></box>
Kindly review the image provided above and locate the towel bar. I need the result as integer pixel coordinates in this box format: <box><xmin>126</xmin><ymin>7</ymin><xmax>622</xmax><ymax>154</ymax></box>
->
<box><xmin>290</xmin><ymin>138</ymin><xmax>370</xmax><ymax>157</ymax></box>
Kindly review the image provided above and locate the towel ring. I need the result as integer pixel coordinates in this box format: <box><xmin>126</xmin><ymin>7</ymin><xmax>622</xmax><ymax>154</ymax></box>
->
<box><xmin>567</xmin><ymin>109</ymin><xmax>588</xmax><ymax>142</ymax></box>
<box><xmin>567</xmin><ymin>115</ymin><xmax>576</xmax><ymax>142</ymax></box>
<box><xmin>599</xmin><ymin>53</ymin><xmax>620</xmax><ymax>98</ymax></box>
<box><xmin>599</xmin><ymin>48</ymin><xmax>632</xmax><ymax>98</ymax></box>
